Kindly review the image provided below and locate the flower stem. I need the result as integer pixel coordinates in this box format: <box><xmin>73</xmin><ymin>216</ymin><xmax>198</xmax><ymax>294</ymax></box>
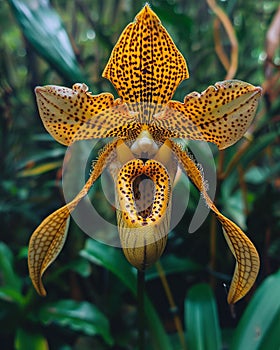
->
<box><xmin>156</xmin><ymin>262</ymin><xmax>187</xmax><ymax>350</ymax></box>
<box><xmin>137</xmin><ymin>269</ymin><xmax>145</xmax><ymax>350</ymax></box>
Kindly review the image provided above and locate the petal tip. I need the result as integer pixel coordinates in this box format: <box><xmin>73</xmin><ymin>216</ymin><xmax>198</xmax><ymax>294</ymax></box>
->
<box><xmin>34</xmin><ymin>86</ymin><xmax>45</xmax><ymax>95</ymax></box>
<box><xmin>33</xmin><ymin>278</ymin><xmax>47</xmax><ymax>297</ymax></box>
<box><xmin>135</xmin><ymin>3</ymin><xmax>160</xmax><ymax>24</ymax></box>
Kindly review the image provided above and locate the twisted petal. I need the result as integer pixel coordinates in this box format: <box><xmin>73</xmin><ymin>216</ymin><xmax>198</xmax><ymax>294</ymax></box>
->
<box><xmin>35</xmin><ymin>83</ymin><xmax>141</xmax><ymax>145</ymax></box>
<box><xmin>171</xmin><ymin>141</ymin><xmax>260</xmax><ymax>303</ymax></box>
<box><xmin>102</xmin><ymin>5</ymin><xmax>188</xmax><ymax>111</ymax></box>
<box><xmin>28</xmin><ymin>140</ymin><xmax>118</xmax><ymax>295</ymax></box>
<box><xmin>153</xmin><ymin>80</ymin><xmax>262</xmax><ymax>149</ymax></box>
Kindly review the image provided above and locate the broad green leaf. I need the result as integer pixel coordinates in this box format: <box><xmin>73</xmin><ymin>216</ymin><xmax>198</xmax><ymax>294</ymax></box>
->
<box><xmin>80</xmin><ymin>239</ymin><xmax>136</xmax><ymax>291</ymax></box>
<box><xmin>231</xmin><ymin>269</ymin><xmax>280</xmax><ymax>350</ymax></box>
<box><xmin>245</xmin><ymin>164</ymin><xmax>280</xmax><ymax>185</ymax></box>
<box><xmin>39</xmin><ymin>299</ymin><xmax>113</xmax><ymax>346</ymax></box>
<box><xmin>223</xmin><ymin>190</ymin><xmax>247</xmax><ymax>230</ymax></box>
<box><xmin>68</xmin><ymin>257</ymin><xmax>91</xmax><ymax>278</ymax></box>
<box><xmin>0</xmin><ymin>286</ymin><xmax>24</xmax><ymax>304</ymax></box>
<box><xmin>221</xmin><ymin>130</ymin><xmax>279</xmax><ymax>198</ymax></box>
<box><xmin>15</xmin><ymin>328</ymin><xmax>49</xmax><ymax>350</ymax></box>
<box><xmin>80</xmin><ymin>238</ymin><xmax>173</xmax><ymax>350</ymax></box>
<box><xmin>0</xmin><ymin>242</ymin><xmax>21</xmax><ymax>291</ymax></box>
<box><xmin>240</xmin><ymin>131</ymin><xmax>279</xmax><ymax>169</ymax></box>
<box><xmin>8</xmin><ymin>0</ymin><xmax>85</xmax><ymax>83</ymax></box>
<box><xmin>185</xmin><ymin>283</ymin><xmax>222</xmax><ymax>350</ymax></box>
<box><xmin>146</xmin><ymin>254</ymin><xmax>202</xmax><ymax>280</ymax></box>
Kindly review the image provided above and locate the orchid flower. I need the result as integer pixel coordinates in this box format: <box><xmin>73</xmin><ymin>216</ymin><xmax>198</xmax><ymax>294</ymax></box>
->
<box><xmin>28</xmin><ymin>5</ymin><xmax>261</xmax><ymax>303</ymax></box>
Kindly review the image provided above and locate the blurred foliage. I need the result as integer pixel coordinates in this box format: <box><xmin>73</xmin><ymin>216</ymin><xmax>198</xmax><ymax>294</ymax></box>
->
<box><xmin>1</xmin><ymin>0</ymin><xmax>280</xmax><ymax>349</ymax></box>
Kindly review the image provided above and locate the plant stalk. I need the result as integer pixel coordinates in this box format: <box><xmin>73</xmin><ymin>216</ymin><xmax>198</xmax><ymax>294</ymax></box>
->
<box><xmin>137</xmin><ymin>269</ymin><xmax>145</xmax><ymax>350</ymax></box>
<box><xmin>156</xmin><ymin>262</ymin><xmax>187</xmax><ymax>350</ymax></box>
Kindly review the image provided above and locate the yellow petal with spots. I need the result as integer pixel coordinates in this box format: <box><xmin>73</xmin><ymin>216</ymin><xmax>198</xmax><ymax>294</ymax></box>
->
<box><xmin>112</xmin><ymin>139</ymin><xmax>177</xmax><ymax>270</ymax></box>
<box><xmin>116</xmin><ymin>158</ymin><xmax>171</xmax><ymax>270</ymax></box>
<box><xmin>171</xmin><ymin>141</ymin><xmax>259</xmax><ymax>303</ymax></box>
<box><xmin>102</xmin><ymin>4</ymin><xmax>188</xmax><ymax>108</ymax></box>
<box><xmin>154</xmin><ymin>80</ymin><xmax>262</xmax><ymax>149</ymax></box>
<box><xmin>28</xmin><ymin>140</ymin><xmax>118</xmax><ymax>295</ymax></box>
<box><xmin>35</xmin><ymin>83</ymin><xmax>141</xmax><ymax>146</ymax></box>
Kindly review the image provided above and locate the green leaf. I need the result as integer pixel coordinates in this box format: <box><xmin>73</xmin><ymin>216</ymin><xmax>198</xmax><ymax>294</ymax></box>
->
<box><xmin>80</xmin><ymin>238</ymin><xmax>137</xmax><ymax>290</ymax></box>
<box><xmin>245</xmin><ymin>164</ymin><xmax>280</xmax><ymax>185</ymax></box>
<box><xmin>240</xmin><ymin>130</ymin><xmax>279</xmax><ymax>169</ymax></box>
<box><xmin>222</xmin><ymin>130</ymin><xmax>279</xmax><ymax>198</ymax></box>
<box><xmin>68</xmin><ymin>257</ymin><xmax>92</xmax><ymax>278</ymax></box>
<box><xmin>17</xmin><ymin>161</ymin><xmax>62</xmax><ymax>177</ymax></box>
<box><xmin>146</xmin><ymin>254</ymin><xmax>202</xmax><ymax>280</ymax></box>
<box><xmin>80</xmin><ymin>238</ymin><xmax>173</xmax><ymax>350</ymax></box>
<box><xmin>39</xmin><ymin>299</ymin><xmax>113</xmax><ymax>346</ymax></box>
<box><xmin>16</xmin><ymin>148</ymin><xmax>65</xmax><ymax>170</ymax></box>
<box><xmin>0</xmin><ymin>242</ymin><xmax>21</xmax><ymax>291</ymax></box>
<box><xmin>223</xmin><ymin>190</ymin><xmax>247</xmax><ymax>229</ymax></box>
<box><xmin>231</xmin><ymin>269</ymin><xmax>280</xmax><ymax>350</ymax></box>
<box><xmin>185</xmin><ymin>283</ymin><xmax>222</xmax><ymax>350</ymax></box>
<box><xmin>15</xmin><ymin>328</ymin><xmax>49</xmax><ymax>350</ymax></box>
<box><xmin>8</xmin><ymin>0</ymin><xmax>86</xmax><ymax>83</ymax></box>
<box><xmin>0</xmin><ymin>286</ymin><xmax>24</xmax><ymax>304</ymax></box>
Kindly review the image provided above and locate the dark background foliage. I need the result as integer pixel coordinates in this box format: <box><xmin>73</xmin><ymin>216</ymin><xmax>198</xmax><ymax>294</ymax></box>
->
<box><xmin>1</xmin><ymin>0</ymin><xmax>280</xmax><ymax>349</ymax></box>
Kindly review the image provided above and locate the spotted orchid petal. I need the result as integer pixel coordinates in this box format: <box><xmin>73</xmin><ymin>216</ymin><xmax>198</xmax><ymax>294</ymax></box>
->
<box><xmin>171</xmin><ymin>141</ymin><xmax>260</xmax><ymax>303</ymax></box>
<box><xmin>112</xmin><ymin>140</ymin><xmax>177</xmax><ymax>270</ymax></box>
<box><xmin>153</xmin><ymin>80</ymin><xmax>262</xmax><ymax>149</ymax></box>
<box><xmin>35</xmin><ymin>83</ymin><xmax>141</xmax><ymax>145</ymax></box>
<box><xmin>102</xmin><ymin>5</ymin><xmax>188</xmax><ymax>121</ymax></box>
<box><xmin>28</xmin><ymin>140</ymin><xmax>118</xmax><ymax>295</ymax></box>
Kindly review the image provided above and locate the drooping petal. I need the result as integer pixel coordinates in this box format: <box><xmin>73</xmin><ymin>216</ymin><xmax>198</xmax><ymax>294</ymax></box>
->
<box><xmin>28</xmin><ymin>206</ymin><xmax>70</xmax><ymax>296</ymax></box>
<box><xmin>35</xmin><ymin>83</ymin><xmax>141</xmax><ymax>145</ymax></box>
<box><xmin>171</xmin><ymin>140</ymin><xmax>260</xmax><ymax>303</ymax></box>
<box><xmin>28</xmin><ymin>140</ymin><xmax>118</xmax><ymax>295</ymax></box>
<box><xmin>153</xmin><ymin>80</ymin><xmax>262</xmax><ymax>149</ymax></box>
<box><xmin>102</xmin><ymin>4</ymin><xmax>188</xmax><ymax>118</ymax></box>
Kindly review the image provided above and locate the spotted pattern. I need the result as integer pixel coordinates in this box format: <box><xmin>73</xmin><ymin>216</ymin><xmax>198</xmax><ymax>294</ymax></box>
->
<box><xmin>35</xmin><ymin>83</ymin><xmax>142</xmax><ymax>145</ymax></box>
<box><xmin>29</xmin><ymin>4</ymin><xmax>261</xmax><ymax>302</ymax></box>
<box><xmin>171</xmin><ymin>140</ymin><xmax>260</xmax><ymax>304</ymax></box>
<box><xmin>152</xmin><ymin>81</ymin><xmax>262</xmax><ymax>149</ymax></box>
<box><xmin>28</xmin><ymin>140</ymin><xmax>118</xmax><ymax>295</ymax></box>
<box><xmin>116</xmin><ymin>158</ymin><xmax>171</xmax><ymax>270</ymax></box>
<box><xmin>102</xmin><ymin>5</ymin><xmax>188</xmax><ymax>122</ymax></box>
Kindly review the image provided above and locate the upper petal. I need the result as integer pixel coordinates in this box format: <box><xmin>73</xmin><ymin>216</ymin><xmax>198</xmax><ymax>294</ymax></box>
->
<box><xmin>102</xmin><ymin>4</ymin><xmax>188</xmax><ymax>107</ymax></box>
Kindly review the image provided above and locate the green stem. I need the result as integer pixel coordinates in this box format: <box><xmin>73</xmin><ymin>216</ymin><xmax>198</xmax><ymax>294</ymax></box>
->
<box><xmin>137</xmin><ymin>269</ymin><xmax>145</xmax><ymax>350</ymax></box>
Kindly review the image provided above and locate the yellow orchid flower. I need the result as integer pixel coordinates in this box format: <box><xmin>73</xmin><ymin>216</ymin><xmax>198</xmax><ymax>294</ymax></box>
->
<box><xmin>28</xmin><ymin>4</ymin><xmax>261</xmax><ymax>304</ymax></box>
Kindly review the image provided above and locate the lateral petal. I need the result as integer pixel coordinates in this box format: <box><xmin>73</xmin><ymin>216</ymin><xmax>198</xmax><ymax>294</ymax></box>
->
<box><xmin>154</xmin><ymin>80</ymin><xmax>262</xmax><ymax>149</ymax></box>
<box><xmin>28</xmin><ymin>140</ymin><xmax>118</xmax><ymax>295</ymax></box>
<box><xmin>35</xmin><ymin>83</ymin><xmax>140</xmax><ymax>145</ymax></box>
<box><xmin>171</xmin><ymin>140</ymin><xmax>260</xmax><ymax>303</ymax></box>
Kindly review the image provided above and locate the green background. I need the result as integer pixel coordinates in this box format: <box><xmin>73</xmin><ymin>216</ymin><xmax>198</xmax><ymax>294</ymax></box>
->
<box><xmin>1</xmin><ymin>0</ymin><xmax>280</xmax><ymax>349</ymax></box>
